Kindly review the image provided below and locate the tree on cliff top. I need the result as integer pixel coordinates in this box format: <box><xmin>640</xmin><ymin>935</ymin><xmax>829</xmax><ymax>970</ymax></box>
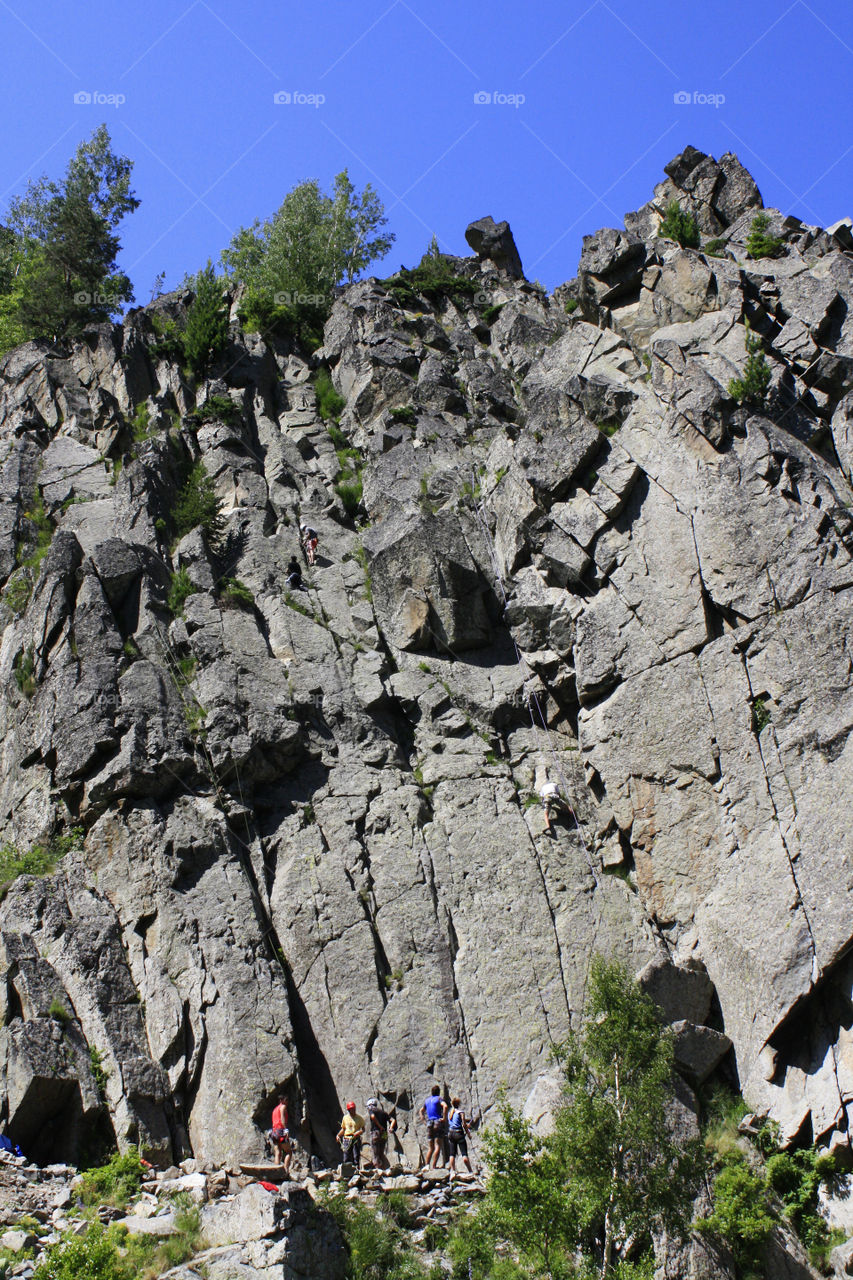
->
<box><xmin>221</xmin><ymin>170</ymin><xmax>394</xmax><ymax>342</ymax></box>
<box><xmin>0</xmin><ymin>125</ymin><xmax>138</xmax><ymax>347</ymax></box>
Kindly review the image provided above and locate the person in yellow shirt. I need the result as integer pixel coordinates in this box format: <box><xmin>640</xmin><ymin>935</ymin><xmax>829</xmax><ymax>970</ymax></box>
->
<box><xmin>336</xmin><ymin>1101</ymin><xmax>365</xmax><ymax>1167</ymax></box>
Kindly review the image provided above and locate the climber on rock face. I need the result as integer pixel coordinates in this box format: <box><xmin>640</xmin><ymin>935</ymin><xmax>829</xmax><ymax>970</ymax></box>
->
<box><xmin>300</xmin><ymin>523</ymin><xmax>319</xmax><ymax>566</ymax></box>
<box><xmin>365</xmin><ymin>1097</ymin><xmax>397</xmax><ymax>1170</ymax></box>
<box><xmin>419</xmin><ymin>1084</ymin><xmax>448</xmax><ymax>1169</ymax></box>
<box><xmin>538</xmin><ymin>775</ymin><xmax>572</xmax><ymax>834</ymax></box>
<box><xmin>286</xmin><ymin>556</ymin><xmax>308</xmax><ymax>592</ymax></box>
<box><xmin>336</xmin><ymin>1100</ymin><xmax>365</xmax><ymax>1168</ymax></box>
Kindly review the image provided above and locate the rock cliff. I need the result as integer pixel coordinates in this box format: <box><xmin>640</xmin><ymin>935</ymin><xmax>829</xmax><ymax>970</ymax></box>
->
<box><xmin>1</xmin><ymin>146</ymin><xmax>853</xmax><ymax>1178</ymax></box>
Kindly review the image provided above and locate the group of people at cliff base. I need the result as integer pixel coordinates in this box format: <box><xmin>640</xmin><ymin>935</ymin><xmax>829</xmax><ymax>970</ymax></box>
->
<box><xmin>268</xmin><ymin>1086</ymin><xmax>474</xmax><ymax>1176</ymax></box>
<box><xmin>335</xmin><ymin>1087</ymin><xmax>474</xmax><ymax>1176</ymax></box>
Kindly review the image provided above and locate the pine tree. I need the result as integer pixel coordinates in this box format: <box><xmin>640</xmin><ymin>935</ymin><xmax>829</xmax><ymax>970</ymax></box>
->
<box><xmin>1</xmin><ymin>126</ymin><xmax>138</xmax><ymax>345</ymax></box>
<box><xmin>182</xmin><ymin>262</ymin><xmax>228</xmax><ymax>377</ymax></box>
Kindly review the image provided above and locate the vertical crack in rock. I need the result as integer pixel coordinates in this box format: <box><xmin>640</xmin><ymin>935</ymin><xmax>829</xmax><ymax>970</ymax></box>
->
<box><xmin>739</xmin><ymin>650</ymin><xmax>819</xmax><ymax>985</ymax></box>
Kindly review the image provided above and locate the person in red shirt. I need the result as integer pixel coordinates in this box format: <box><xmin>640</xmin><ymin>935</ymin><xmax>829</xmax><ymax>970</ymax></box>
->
<box><xmin>271</xmin><ymin>1096</ymin><xmax>291</xmax><ymax>1170</ymax></box>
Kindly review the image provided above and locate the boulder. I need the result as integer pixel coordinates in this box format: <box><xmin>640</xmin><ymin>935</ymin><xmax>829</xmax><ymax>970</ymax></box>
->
<box><xmin>671</xmin><ymin>1021</ymin><xmax>733</xmax><ymax>1085</ymax></box>
<box><xmin>464</xmin><ymin>216</ymin><xmax>524</xmax><ymax>279</ymax></box>
<box><xmin>636</xmin><ymin>955</ymin><xmax>714</xmax><ymax>1025</ymax></box>
<box><xmin>201</xmin><ymin>1183</ymin><xmax>287</xmax><ymax>1247</ymax></box>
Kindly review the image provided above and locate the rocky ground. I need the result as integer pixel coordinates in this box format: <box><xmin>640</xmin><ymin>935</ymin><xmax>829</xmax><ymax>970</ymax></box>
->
<box><xmin>0</xmin><ymin>1147</ymin><xmax>482</xmax><ymax>1279</ymax></box>
<box><xmin>1</xmin><ymin>145</ymin><xmax>853</xmax><ymax>1275</ymax></box>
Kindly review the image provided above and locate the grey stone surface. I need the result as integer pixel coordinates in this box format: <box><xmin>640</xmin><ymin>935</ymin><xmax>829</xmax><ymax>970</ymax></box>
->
<box><xmin>0</xmin><ymin>150</ymin><xmax>851</xmax><ymax>1209</ymax></box>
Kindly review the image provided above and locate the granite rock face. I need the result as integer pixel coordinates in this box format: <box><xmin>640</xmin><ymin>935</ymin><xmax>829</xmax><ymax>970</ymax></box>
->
<box><xmin>0</xmin><ymin>149</ymin><xmax>852</xmax><ymax>1195</ymax></box>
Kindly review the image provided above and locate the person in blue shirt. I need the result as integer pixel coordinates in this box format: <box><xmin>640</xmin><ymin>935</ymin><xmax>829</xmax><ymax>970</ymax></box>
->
<box><xmin>418</xmin><ymin>1084</ymin><xmax>448</xmax><ymax>1169</ymax></box>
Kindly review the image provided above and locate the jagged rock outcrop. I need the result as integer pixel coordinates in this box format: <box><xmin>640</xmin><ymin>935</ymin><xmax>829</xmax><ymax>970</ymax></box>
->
<box><xmin>0</xmin><ymin>148</ymin><xmax>852</xmax><ymax>1236</ymax></box>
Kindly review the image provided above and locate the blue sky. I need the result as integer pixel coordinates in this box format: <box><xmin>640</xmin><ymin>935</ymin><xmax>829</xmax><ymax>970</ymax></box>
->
<box><xmin>1</xmin><ymin>0</ymin><xmax>850</xmax><ymax>299</ymax></box>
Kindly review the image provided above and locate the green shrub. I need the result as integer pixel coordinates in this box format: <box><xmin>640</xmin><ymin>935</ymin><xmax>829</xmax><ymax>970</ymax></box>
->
<box><xmin>80</xmin><ymin>1150</ymin><xmax>145</xmax><ymax>1209</ymax></box>
<box><xmin>377</xmin><ymin>1188</ymin><xmax>412</xmax><ymax>1229</ymax></box>
<box><xmin>482</xmin><ymin>303</ymin><xmax>504</xmax><ymax>326</ymax></box>
<box><xmin>322</xmin><ymin>1192</ymin><xmax>426</xmax><ymax>1280</ymax></box>
<box><xmin>383</xmin><ymin>247</ymin><xmax>479</xmax><ymax>312</ymax></box>
<box><xmin>0</xmin><ymin>829</ymin><xmax>81</xmax><ymax>897</ymax></box>
<box><xmin>746</xmin><ymin>212</ymin><xmax>783</xmax><ymax>260</ymax></box>
<box><xmin>389</xmin><ymin>405</ymin><xmax>417</xmax><ymax>425</ymax></box>
<box><xmin>597</xmin><ymin>418</ymin><xmax>621</xmax><ymax>437</ymax></box>
<box><xmin>728</xmin><ymin>323</ymin><xmax>772</xmax><ymax>407</ymax></box>
<box><xmin>167</xmin><ymin>567</ymin><xmax>200</xmax><ymax>616</ymax></box>
<box><xmin>131</xmin><ymin>402</ymin><xmax>153</xmax><ymax>443</ymax></box>
<box><xmin>659</xmin><ymin>200</ymin><xmax>700</xmax><ymax>248</ymax></box>
<box><xmin>149</xmin><ymin>313</ymin><xmax>185</xmax><ymax>362</ymax></box>
<box><xmin>564</xmin><ymin>298</ymin><xmax>579</xmax><ymax>314</ymax></box>
<box><xmin>184</xmin><ymin>698</ymin><xmax>207</xmax><ymax>736</ymax></box>
<box><xmin>119</xmin><ymin>1194</ymin><xmax>203</xmax><ymax>1278</ymax></box>
<box><xmin>703</xmin><ymin>238</ymin><xmax>728</xmax><ymax>258</ymax></box>
<box><xmin>173</xmin><ymin>463</ymin><xmax>225</xmax><ymax>543</ymax></box>
<box><xmin>48</xmin><ymin>997</ymin><xmax>71</xmax><ymax>1023</ymax></box>
<box><xmin>766</xmin><ymin>1148</ymin><xmax>835</xmax><ymax>1257</ymax></box>
<box><xmin>335</xmin><ymin>477</ymin><xmax>363</xmax><ymax>519</ymax></box>
<box><xmin>218</xmin><ymin>577</ymin><xmax>254</xmax><ymax>610</ymax></box>
<box><xmin>237</xmin><ymin>287</ymin><xmax>326</xmax><ymax>350</ymax></box>
<box><xmin>32</xmin><ymin>1223</ymin><xmax>128</xmax><ymax>1280</ymax></box>
<box><xmin>13</xmin><ymin>646</ymin><xmax>36</xmax><ymax>697</ymax></box>
<box><xmin>326</xmin><ymin>424</ymin><xmax>348</xmax><ymax>453</ymax></box>
<box><xmin>147</xmin><ymin>313</ymin><xmax>184</xmax><ymax>363</ymax></box>
<box><xmin>183</xmin><ymin>262</ymin><xmax>228</xmax><ymax>377</ymax></box>
<box><xmin>175</xmin><ymin>653</ymin><xmax>197</xmax><ymax>686</ymax></box>
<box><xmin>315</xmin><ymin>368</ymin><xmax>346</xmax><ymax>422</ymax></box>
<box><xmin>446</xmin><ymin>1211</ymin><xmax>497</xmax><ymax>1280</ymax></box>
<box><xmin>2</xmin><ymin>569</ymin><xmax>32</xmax><ymax>616</ymax></box>
<box><xmin>751</xmin><ymin>697</ymin><xmax>770</xmax><ymax>736</ymax></box>
<box><xmin>17</xmin><ymin>487</ymin><xmax>53</xmax><ymax>575</ymax></box>
<box><xmin>191</xmin><ymin>394</ymin><xmax>241</xmax><ymax>427</ymax></box>
<box><xmin>89</xmin><ymin>1046</ymin><xmax>109</xmax><ymax>1101</ymax></box>
<box><xmin>696</xmin><ymin>1154</ymin><xmax>774</xmax><ymax>1272</ymax></box>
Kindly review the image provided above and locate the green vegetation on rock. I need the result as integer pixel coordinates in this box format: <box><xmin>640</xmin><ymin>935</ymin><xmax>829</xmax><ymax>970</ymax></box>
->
<box><xmin>167</xmin><ymin>567</ymin><xmax>200</xmax><ymax>616</ymax></box>
<box><xmin>323</xmin><ymin>1191</ymin><xmax>432</xmax><ymax>1280</ymax></box>
<box><xmin>658</xmin><ymin>200</ymin><xmax>700</xmax><ymax>248</ymax></box>
<box><xmin>728</xmin><ymin>322</ymin><xmax>772</xmax><ymax>407</ymax></box>
<box><xmin>456</xmin><ymin>958</ymin><xmax>702</xmax><ymax>1280</ymax></box>
<box><xmin>173</xmin><ymin>462</ymin><xmax>225</xmax><ymax>543</ymax></box>
<box><xmin>315</xmin><ymin>367</ymin><xmax>346</xmax><ymax>422</ymax></box>
<box><xmin>383</xmin><ymin>242</ymin><xmax>480</xmax><ymax>312</ymax></box>
<box><xmin>17</xmin><ymin>486</ymin><xmax>54</xmax><ymax>576</ymax></box>
<box><xmin>80</xmin><ymin>1150</ymin><xmax>145</xmax><ymax>1210</ymax></box>
<box><xmin>182</xmin><ymin>261</ymin><xmax>229</xmax><ymax>377</ymax></box>
<box><xmin>746</xmin><ymin>211</ymin><xmax>784</xmax><ymax>260</ymax></box>
<box><xmin>218</xmin><ymin>577</ymin><xmax>254</xmax><ymax>610</ymax></box>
